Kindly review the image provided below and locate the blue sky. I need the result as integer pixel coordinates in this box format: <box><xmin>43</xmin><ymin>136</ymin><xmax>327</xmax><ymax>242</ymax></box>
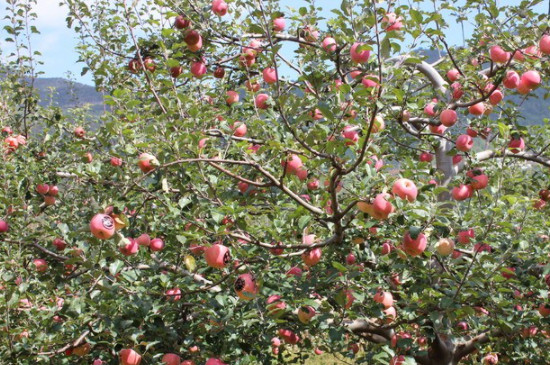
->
<box><xmin>0</xmin><ymin>0</ymin><xmax>545</xmax><ymax>86</ymax></box>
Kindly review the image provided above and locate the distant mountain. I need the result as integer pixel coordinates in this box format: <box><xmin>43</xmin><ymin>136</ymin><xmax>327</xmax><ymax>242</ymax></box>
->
<box><xmin>33</xmin><ymin>77</ymin><xmax>105</xmax><ymax>116</ymax></box>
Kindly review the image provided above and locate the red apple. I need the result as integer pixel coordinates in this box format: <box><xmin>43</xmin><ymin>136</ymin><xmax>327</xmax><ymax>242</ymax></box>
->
<box><xmin>452</xmin><ymin>184</ymin><xmax>473</xmax><ymax>201</ymax></box>
<box><xmin>90</xmin><ymin>214</ymin><xmax>115</xmax><ymax>239</ymax></box>
<box><xmin>456</xmin><ymin>134</ymin><xmax>474</xmax><ymax>152</ymax></box>
<box><xmin>136</xmin><ymin>234</ymin><xmax>151</xmax><ymax>246</ymax></box>
<box><xmin>508</xmin><ymin>136</ymin><xmax>525</xmax><ymax>153</ymax></box>
<box><xmin>137</xmin><ymin>153</ymin><xmax>159</xmax><ymax>173</ymax></box>
<box><xmin>521</xmin><ymin>70</ymin><xmax>541</xmax><ymax>90</ymax></box>
<box><xmin>33</xmin><ymin>258</ymin><xmax>48</xmax><ymax>272</ymax></box>
<box><xmin>232</xmin><ymin>122</ymin><xmax>247</xmax><ymax>137</ymax></box>
<box><xmin>503</xmin><ymin>70</ymin><xmax>520</xmax><ymax>89</ymax></box>
<box><xmin>119</xmin><ymin>238</ymin><xmax>139</xmax><ymax>256</ymax></box>
<box><xmin>419</xmin><ymin>152</ymin><xmax>433</xmax><ymax>162</ymax></box>
<box><xmin>372</xmin><ymin>193</ymin><xmax>394</xmax><ymax>220</ymax></box>
<box><xmin>255</xmin><ymin>93</ymin><xmax>270</xmax><ymax>109</ymax></box>
<box><xmin>225</xmin><ymin>91</ymin><xmax>239</xmax><ymax>105</ymax></box>
<box><xmin>403</xmin><ymin>232</ymin><xmax>427</xmax><ymax>257</ymax></box>
<box><xmin>150</xmin><ymin>238</ymin><xmax>165</xmax><ymax>252</ymax></box>
<box><xmin>234</xmin><ymin>273</ymin><xmax>259</xmax><ymax>300</ymax></box>
<box><xmin>52</xmin><ymin>238</ymin><xmax>66</xmax><ymax>251</ymax></box>
<box><xmin>36</xmin><ymin>184</ymin><xmax>50</xmax><ymax>195</ymax></box>
<box><xmin>190</xmin><ymin>60</ymin><xmax>207</xmax><ymax>78</ymax></box>
<box><xmin>120</xmin><ymin>349</ymin><xmax>142</xmax><ymax>365</ymax></box>
<box><xmin>322</xmin><ymin>36</ymin><xmax>337</xmax><ymax>52</ymax></box>
<box><xmin>174</xmin><ymin>15</ymin><xmax>190</xmax><ymax>29</ymax></box>
<box><xmin>392</xmin><ymin>178</ymin><xmax>418</xmax><ymax>202</ymax></box>
<box><xmin>446</xmin><ymin>69</ymin><xmax>460</xmax><ymax>82</ymax></box>
<box><xmin>74</xmin><ymin>126</ymin><xmax>85</xmax><ymax>138</ymax></box>
<box><xmin>170</xmin><ymin>65</ymin><xmax>183</xmax><ymax>78</ymax></box>
<box><xmin>468</xmin><ymin>102</ymin><xmax>485</xmax><ymax>116</ymax></box>
<box><xmin>161</xmin><ymin>353</ymin><xmax>180</xmax><ymax>365</ymax></box>
<box><xmin>204</xmin><ymin>244</ymin><xmax>231</xmax><ymax>269</ymax></box>
<box><xmin>278</xmin><ymin>329</ymin><xmax>300</xmax><ymax>344</ymax></box>
<box><xmin>383</xmin><ymin>12</ymin><xmax>403</xmax><ymax>31</ymax></box>
<box><xmin>211</xmin><ymin>0</ymin><xmax>228</xmax><ymax>16</ymax></box>
<box><xmin>489</xmin><ymin>45</ymin><xmax>509</xmax><ymax>63</ymax></box>
<box><xmin>273</xmin><ymin>17</ymin><xmax>285</xmax><ymax>32</ymax></box>
<box><xmin>350</xmin><ymin>42</ymin><xmax>370</xmax><ymax>63</ymax></box>
<box><xmin>262</xmin><ymin>67</ymin><xmax>278</xmax><ymax>84</ymax></box>
<box><xmin>373</xmin><ymin>291</ymin><xmax>393</xmax><ymax>308</ymax></box>
<box><xmin>439</xmin><ymin>109</ymin><xmax>457</xmax><ymax>127</ymax></box>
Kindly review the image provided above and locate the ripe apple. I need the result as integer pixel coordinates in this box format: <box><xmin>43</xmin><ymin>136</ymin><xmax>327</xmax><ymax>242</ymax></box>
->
<box><xmin>322</xmin><ymin>36</ymin><xmax>337</xmax><ymax>52</ymax></box>
<box><xmin>439</xmin><ymin>109</ymin><xmax>457</xmax><ymax>127</ymax></box>
<box><xmin>137</xmin><ymin>153</ymin><xmax>159</xmax><ymax>173</ymax></box>
<box><xmin>110</xmin><ymin>157</ymin><xmax>122</xmax><ymax>167</ymax></box>
<box><xmin>468</xmin><ymin>102</ymin><xmax>485</xmax><ymax>116</ymax></box>
<box><xmin>43</xmin><ymin>196</ymin><xmax>56</xmax><ymax>206</ymax></box>
<box><xmin>508</xmin><ymin>136</ymin><xmax>525</xmax><ymax>153</ymax></box>
<box><xmin>373</xmin><ymin>291</ymin><xmax>393</xmax><ymax>308</ymax></box>
<box><xmin>307</xmin><ymin>179</ymin><xmax>320</xmax><ymax>190</ymax></box>
<box><xmin>204</xmin><ymin>244</ymin><xmax>231</xmax><ymax>269</ymax></box>
<box><xmin>362</xmin><ymin>74</ymin><xmax>380</xmax><ymax>88</ymax></box>
<box><xmin>383</xmin><ymin>12</ymin><xmax>403</xmax><ymax>31</ymax></box>
<box><xmin>170</xmin><ymin>65</ymin><xmax>182</xmax><ymax>78</ymax></box>
<box><xmin>120</xmin><ymin>349</ymin><xmax>142</xmax><ymax>365</ymax></box>
<box><xmin>255</xmin><ymin>93</ymin><xmax>270</xmax><ymax>109</ymax></box>
<box><xmin>52</xmin><ymin>238</ymin><xmax>66</xmax><ymax>251</ymax></box>
<box><xmin>419</xmin><ymin>152</ymin><xmax>433</xmax><ymax>162</ymax></box>
<box><xmin>346</xmin><ymin>253</ymin><xmax>356</xmax><ymax>265</ymax></box>
<box><xmin>452</xmin><ymin>184</ymin><xmax>473</xmax><ymax>201</ymax></box>
<box><xmin>297</xmin><ymin>305</ymin><xmax>316</xmax><ymax>323</ymax></box>
<box><xmin>286</xmin><ymin>266</ymin><xmax>303</xmax><ymax>278</ymax></box>
<box><xmin>273</xmin><ymin>16</ymin><xmax>285</xmax><ymax>32</ymax></box>
<box><xmin>503</xmin><ymin>70</ymin><xmax>520</xmax><ymax>89</ymax></box>
<box><xmin>234</xmin><ymin>273</ymin><xmax>259</xmax><ymax>300</ymax></box>
<box><xmin>190</xmin><ymin>60</ymin><xmax>207</xmax><ymax>78</ymax></box>
<box><xmin>74</xmin><ymin>126</ymin><xmax>85</xmax><ymax>138</ymax></box>
<box><xmin>451</xmin><ymin>82</ymin><xmax>463</xmax><ymax>99</ymax></box>
<box><xmin>165</xmin><ymin>288</ymin><xmax>181</xmax><ymax>302</ymax></box>
<box><xmin>161</xmin><ymin>353</ymin><xmax>180</xmax><ymax>365</ymax></box>
<box><xmin>266</xmin><ymin>295</ymin><xmax>286</xmax><ymax>316</ymax></box>
<box><xmin>90</xmin><ymin>214</ymin><xmax>115</xmax><ymax>239</ymax></box>
<box><xmin>271</xmin><ymin>337</ymin><xmax>281</xmax><ymax>347</ymax></box>
<box><xmin>446</xmin><ymin>69</ymin><xmax>460</xmax><ymax>82</ymax></box>
<box><xmin>33</xmin><ymin>258</ymin><xmax>48</xmax><ymax>272</ymax></box>
<box><xmin>488</xmin><ymin>89</ymin><xmax>503</xmax><ymax>105</ymax></box>
<box><xmin>262</xmin><ymin>67</ymin><xmax>277</xmax><ymax>84</ymax></box>
<box><xmin>281</xmin><ymin>154</ymin><xmax>303</xmax><ymax>174</ymax></box>
<box><xmin>403</xmin><ymin>232</ymin><xmax>427</xmax><ymax>257</ymax></box>
<box><xmin>372</xmin><ymin>193</ymin><xmax>394</xmax><ymax>220</ymax></box>
<box><xmin>278</xmin><ymin>329</ymin><xmax>300</xmax><ymax>344</ymax></box>
<box><xmin>36</xmin><ymin>183</ymin><xmax>50</xmax><ymax>195</ymax></box>
<box><xmin>435</xmin><ymin>238</ymin><xmax>455</xmax><ymax>256</ymax></box>
<box><xmin>119</xmin><ymin>238</ymin><xmax>139</xmax><ymax>256</ymax></box>
<box><xmin>539</xmin><ymin>189</ymin><xmax>550</xmax><ymax>201</ymax></box>
<box><xmin>210</xmin><ymin>67</ymin><xmax>225</xmax><ymax>79</ymax></box>
<box><xmin>457</xmin><ymin>321</ymin><xmax>469</xmax><ymax>331</ymax></box>
<box><xmin>424</xmin><ymin>98</ymin><xmax>437</xmax><ymax>116</ymax></box>
<box><xmin>136</xmin><ymin>233</ymin><xmax>151</xmax><ymax>246</ymax></box>
<box><xmin>342</xmin><ymin>125</ymin><xmax>359</xmax><ymax>145</ymax></box>
<box><xmin>184</xmin><ymin>30</ymin><xmax>201</xmax><ymax>45</ymax></box>
<box><xmin>392</xmin><ymin>178</ymin><xmax>418</xmax><ymax>202</ymax></box>
<box><xmin>521</xmin><ymin>70</ymin><xmax>541</xmax><ymax>89</ymax></box>
<box><xmin>150</xmin><ymin>238</ymin><xmax>165</xmax><ymax>252</ymax></box>
<box><xmin>468</xmin><ymin>169</ymin><xmax>489</xmax><ymax>190</ymax></box>
<box><xmin>350</xmin><ymin>42</ymin><xmax>370</xmax><ymax>63</ymax></box>
<box><xmin>456</xmin><ymin>134</ymin><xmax>474</xmax><ymax>152</ymax></box>
<box><xmin>540</xmin><ymin>34</ymin><xmax>550</xmax><ymax>54</ymax></box>
<box><xmin>143</xmin><ymin>57</ymin><xmax>156</xmax><ymax>72</ymax></box>
<box><xmin>232</xmin><ymin>122</ymin><xmax>247</xmax><ymax>137</ymax></box>
<box><xmin>452</xmin><ymin>155</ymin><xmax>462</xmax><ymax>165</ymax></box>
<box><xmin>174</xmin><ymin>15</ymin><xmax>190</xmax><ymax>29</ymax></box>
<box><xmin>383</xmin><ymin>306</ymin><xmax>397</xmax><ymax>323</ymax></box>
<box><xmin>302</xmin><ymin>247</ymin><xmax>322</xmax><ymax>266</ymax></box>
<box><xmin>211</xmin><ymin>0</ymin><xmax>228</xmax><ymax>16</ymax></box>
<box><xmin>489</xmin><ymin>45</ymin><xmax>509</xmax><ymax>63</ymax></box>
<box><xmin>225</xmin><ymin>90</ymin><xmax>239</xmax><ymax>105</ymax></box>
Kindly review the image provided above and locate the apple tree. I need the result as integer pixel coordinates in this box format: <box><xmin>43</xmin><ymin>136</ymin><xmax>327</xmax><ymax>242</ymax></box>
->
<box><xmin>1</xmin><ymin>0</ymin><xmax>550</xmax><ymax>364</ymax></box>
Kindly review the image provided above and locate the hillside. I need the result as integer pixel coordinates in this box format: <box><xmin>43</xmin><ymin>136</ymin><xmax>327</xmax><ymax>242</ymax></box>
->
<box><xmin>33</xmin><ymin>77</ymin><xmax>105</xmax><ymax>116</ymax></box>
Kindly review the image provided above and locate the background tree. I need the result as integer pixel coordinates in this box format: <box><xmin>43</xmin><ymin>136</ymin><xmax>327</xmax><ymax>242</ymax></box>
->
<box><xmin>1</xmin><ymin>0</ymin><xmax>550</xmax><ymax>364</ymax></box>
